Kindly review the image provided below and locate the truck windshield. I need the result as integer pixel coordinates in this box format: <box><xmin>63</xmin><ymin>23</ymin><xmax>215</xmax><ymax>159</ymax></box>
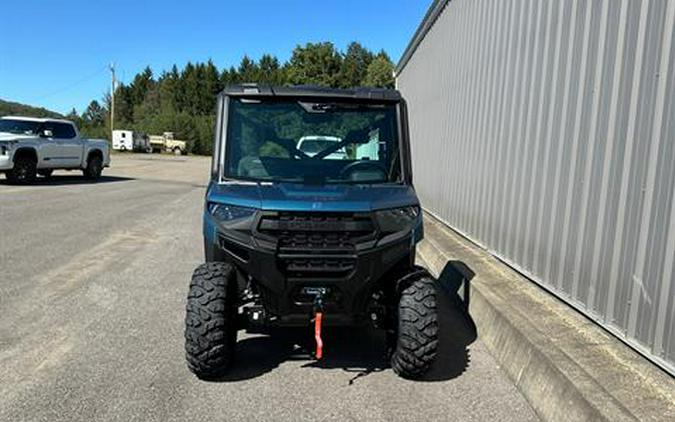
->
<box><xmin>223</xmin><ymin>98</ymin><xmax>402</xmax><ymax>184</ymax></box>
<box><xmin>0</xmin><ymin>119</ymin><xmax>42</xmax><ymax>135</ymax></box>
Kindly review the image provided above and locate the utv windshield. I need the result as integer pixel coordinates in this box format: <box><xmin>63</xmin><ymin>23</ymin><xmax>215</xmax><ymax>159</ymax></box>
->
<box><xmin>223</xmin><ymin>98</ymin><xmax>402</xmax><ymax>184</ymax></box>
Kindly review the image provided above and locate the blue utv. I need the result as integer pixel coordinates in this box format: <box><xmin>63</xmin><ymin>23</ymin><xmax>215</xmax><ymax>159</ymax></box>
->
<box><xmin>185</xmin><ymin>85</ymin><xmax>439</xmax><ymax>379</ymax></box>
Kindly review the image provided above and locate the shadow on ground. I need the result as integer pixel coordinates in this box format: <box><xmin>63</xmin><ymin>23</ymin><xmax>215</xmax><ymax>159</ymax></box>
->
<box><xmin>208</xmin><ymin>260</ymin><xmax>477</xmax><ymax>384</ymax></box>
<box><xmin>429</xmin><ymin>260</ymin><xmax>478</xmax><ymax>381</ymax></box>
<box><xmin>0</xmin><ymin>175</ymin><xmax>135</xmax><ymax>186</ymax></box>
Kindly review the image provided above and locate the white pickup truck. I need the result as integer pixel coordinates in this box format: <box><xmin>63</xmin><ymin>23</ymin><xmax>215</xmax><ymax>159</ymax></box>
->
<box><xmin>0</xmin><ymin>116</ymin><xmax>110</xmax><ymax>183</ymax></box>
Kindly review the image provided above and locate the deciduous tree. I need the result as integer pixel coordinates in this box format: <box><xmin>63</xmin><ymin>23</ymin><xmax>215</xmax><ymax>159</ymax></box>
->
<box><xmin>363</xmin><ymin>51</ymin><xmax>395</xmax><ymax>88</ymax></box>
<box><xmin>286</xmin><ymin>42</ymin><xmax>343</xmax><ymax>87</ymax></box>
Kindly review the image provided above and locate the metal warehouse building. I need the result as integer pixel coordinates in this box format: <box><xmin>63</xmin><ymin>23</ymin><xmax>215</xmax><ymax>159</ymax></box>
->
<box><xmin>396</xmin><ymin>0</ymin><xmax>675</xmax><ymax>375</ymax></box>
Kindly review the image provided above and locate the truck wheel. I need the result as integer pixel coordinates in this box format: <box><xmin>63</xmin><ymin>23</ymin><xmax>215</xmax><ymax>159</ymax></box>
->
<box><xmin>7</xmin><ymin>155</ymin><xmax>37</xmax><ymax>184</ymax></box>
<box><xmin>38</xmin><ymin>169</ymin><xmax>53</xmax><ymax>178</ymax></box>
<box><xmin>391</xmin><ymin>276</ymin><xmax>439</xmax><ymax>378</ymax></box>
<box><xmin>185</xmin><ymin>262</ymin><xmax>238</xmax><ymax>379</ymax></box>
<box><xmin>84</xmin><ymin>155</ymin><xmax>103</xmax><ymax>180</ymax></box>
<box><xmin>173</xmin><ymin>147</ymin><xmax>182</xmax><ymax>156</ymax></box>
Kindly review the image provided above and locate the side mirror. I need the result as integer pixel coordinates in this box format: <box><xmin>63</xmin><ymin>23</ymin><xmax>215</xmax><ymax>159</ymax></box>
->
<box><xmin>40</xmin><ymin>129</ymin><xmax>53</xmax><ymax>138</ymax></box>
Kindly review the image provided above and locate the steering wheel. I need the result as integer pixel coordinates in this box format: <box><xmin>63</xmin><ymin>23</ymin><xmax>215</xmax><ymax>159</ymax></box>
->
<box><xmin>339</xmin><ymin>160</ymin><xmax>388</xmax><ymax>181</ymax></box>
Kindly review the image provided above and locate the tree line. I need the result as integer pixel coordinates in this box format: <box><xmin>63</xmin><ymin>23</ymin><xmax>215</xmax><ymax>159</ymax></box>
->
<box><xmin>0</xmin><ymin>99</ymin><xmax>63</xmax><ymax>119</ymax></box>
<box><xmin>70</xmin><ymin>42</ymin><xmax>395</xmax><ymax>155</ymax></box>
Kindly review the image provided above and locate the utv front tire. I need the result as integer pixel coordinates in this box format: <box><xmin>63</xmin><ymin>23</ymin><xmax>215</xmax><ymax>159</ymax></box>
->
<box><xmin>185</xmin><ymin>262</ymin><xmax>238</xmax><ymax>379</ymax></box>
<box><xmin>391</xmin><ymin>277</ymin><xmax>439</xmax><ymax>378</ymax></box>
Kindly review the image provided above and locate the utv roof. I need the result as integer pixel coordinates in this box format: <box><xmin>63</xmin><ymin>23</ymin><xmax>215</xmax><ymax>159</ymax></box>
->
<box><xmin>220</xmin><ymin>84</ymin><xmax>402</xmax><ymax>101</ymax></box>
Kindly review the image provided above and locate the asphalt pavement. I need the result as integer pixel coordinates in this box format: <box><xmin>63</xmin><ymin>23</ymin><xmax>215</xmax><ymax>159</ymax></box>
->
<box><xmin>0</xmin><ymin>154</ymin><xmax>539</xmax><ymax>422</ymax></box>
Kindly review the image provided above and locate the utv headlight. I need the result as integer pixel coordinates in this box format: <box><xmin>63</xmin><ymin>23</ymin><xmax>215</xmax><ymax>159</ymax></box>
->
<box><xmin>208</xmin><ymin>203</ymin><xmax>256</xmax><ymax>223</ymax></box>
<box><xmin>375</xmin><ymin>206</ymin><xmax>420</xmax><ymax>234</ymax></box>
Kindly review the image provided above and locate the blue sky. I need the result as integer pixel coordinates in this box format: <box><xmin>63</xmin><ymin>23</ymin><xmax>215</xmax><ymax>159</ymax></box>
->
<box><xmin>0</xmin><ymin>0</ymin><xmax>430</xmax><ymax>114</ymax></box>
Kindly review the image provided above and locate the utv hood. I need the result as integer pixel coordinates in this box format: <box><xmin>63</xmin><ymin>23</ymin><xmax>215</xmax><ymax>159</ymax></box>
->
<box><xmin>208</xmin><ymin>181</ymin><xmax>419</xmax><ymax>212</ymax></box>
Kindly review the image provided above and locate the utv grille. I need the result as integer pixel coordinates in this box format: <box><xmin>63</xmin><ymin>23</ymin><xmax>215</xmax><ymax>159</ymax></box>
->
<box><xmin>284</xmin><ymin>257</ymin><xmax>356</xmax><ymax>273</ymax></box>
<box><xmin>258</xmin><ymin>212</ymin><xmax>376</xmax><ymax>277</ymax></box>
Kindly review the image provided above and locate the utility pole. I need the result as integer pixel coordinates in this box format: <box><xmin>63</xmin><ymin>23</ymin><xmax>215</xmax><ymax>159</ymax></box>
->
<box><xmin>109</xmin><ymin>62</ymin><xmax>116</xmax><ymax>137</ymax></box>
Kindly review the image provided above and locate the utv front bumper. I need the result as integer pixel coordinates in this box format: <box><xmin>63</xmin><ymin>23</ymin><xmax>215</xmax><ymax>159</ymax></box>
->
<box><xmin>206</xmin><ymin>210</ymin><xmax>419</xmax><ymax>326</ymax></box>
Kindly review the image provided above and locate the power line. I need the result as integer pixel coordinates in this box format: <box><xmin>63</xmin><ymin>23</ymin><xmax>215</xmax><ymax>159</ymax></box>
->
<box><xmin>29</xmin><ymin>65</ymin><xmax>109</xmax><ymax>102</ymax></box>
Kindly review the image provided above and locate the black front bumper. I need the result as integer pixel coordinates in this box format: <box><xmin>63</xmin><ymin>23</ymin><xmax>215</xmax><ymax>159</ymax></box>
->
<box><xmin>214</xmin><ymin>213</ymin><xmax>413</xmax><ymax>326</ymax></box>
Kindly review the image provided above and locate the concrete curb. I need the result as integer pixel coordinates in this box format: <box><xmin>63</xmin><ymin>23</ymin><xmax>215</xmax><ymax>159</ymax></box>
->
<box><xmin>417</xmin><ymin>213</ymin><xmax>675</xmax><ymax>422</ymax></box>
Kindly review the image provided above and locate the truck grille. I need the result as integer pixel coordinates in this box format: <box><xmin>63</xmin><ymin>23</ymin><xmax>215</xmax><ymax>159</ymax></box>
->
<box><xmin>258</xmin><ymin>212</ymin><xmax>375</xmax><ymax>277</ymax></box>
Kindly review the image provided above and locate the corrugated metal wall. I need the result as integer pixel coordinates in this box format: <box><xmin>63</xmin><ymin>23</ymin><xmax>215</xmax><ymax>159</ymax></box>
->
<box><xmin>396</xmin><ymin>0</ymin><xmax>675</xmax><ymax>375</ymax></box>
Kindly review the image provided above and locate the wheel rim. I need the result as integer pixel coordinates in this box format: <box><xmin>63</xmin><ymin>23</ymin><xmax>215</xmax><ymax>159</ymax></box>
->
<box><xmin>16</xmin><ymin>162</ymin><xmax>31</xmax><ymax>180</ymax></box>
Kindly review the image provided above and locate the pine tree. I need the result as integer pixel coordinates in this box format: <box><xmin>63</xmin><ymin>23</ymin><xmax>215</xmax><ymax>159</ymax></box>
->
<box><xmin>202</xmin><ymin>59</ymin><xmax>221</xmax><ymax>113</ymax></box>
<box><xmin>238</xmin><ymin>55</ymin><xmax>259</xmax><ymax>83</ymax></box>
<box><xmin>339</xmin><ymin>42</ymin><xmax>374</xmax><ymax>88</ymax></box>
<box><xmin>258</xmin><ymin>54</ymin><xmax>284</xmax><ymax>85</ymax></box>
<box><xmin>83</xmin><ymin>100</ymin><xmax>105</xmax><ymax>126</ymax></box>
<box><xmin>180</xmin><ymin>62</ymin><xmax>199</xmax><ymax>114</ymax></box>
<box><xmin>130</xmin><ymin>66</ymin><xmax>154</xmax><ymax>106</ymax></box>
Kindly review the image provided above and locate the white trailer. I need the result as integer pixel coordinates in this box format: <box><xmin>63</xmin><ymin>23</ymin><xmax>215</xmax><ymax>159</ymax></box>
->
<box><xmin>112</xmin><ymin>130</ymin><xmax>133</xmax><ymax>151</ymax></box>
<box><xmin>112</xmin><ymin>130</ymin><xmax>150</xmax><ymax>152</ymax></box>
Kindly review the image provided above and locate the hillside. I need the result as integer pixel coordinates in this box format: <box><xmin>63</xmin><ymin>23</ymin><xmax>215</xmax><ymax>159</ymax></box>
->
<box><xmin>0</xmin><ymin>99</ymin><xmax>63</xmax><ymax>118</ymax></box>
